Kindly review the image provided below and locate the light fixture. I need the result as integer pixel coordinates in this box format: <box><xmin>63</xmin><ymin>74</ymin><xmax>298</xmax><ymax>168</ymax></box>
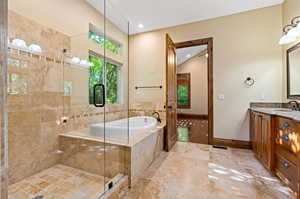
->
<box><xmin>12</xmin><ymin>39</ymin><xmax>28</xmax><ymax>49</ymax></box>
<box><xmin>279</xmin><ymin>16</ymin><xmax>300</xmax><ymax>45</ymax></box>
<box><xmin>205</xmin><ymin>53</ymin><xmax>209</xmax><ymax>58</ymax></box>
<box><xmin>279</xmin><ymin>34</ymin><xmax>296</xmax><ymax>45</ymax></box>
<box><xmin>29</xmin><ymin>44</ymin><xmax>42</xmax><ymax>53</ymax></box>
<box><xmin>71</xmin><ymin>57</ymin><xmax>81</xmax><ymax>64</ymax></box>
<box><xmin>138</xmin><ymin>24</ymin><xmax>144</xmax><ymax>29</ymax></box>
<box><xmin>186</xmin><ymin>54</ymin><xmax>191</xmax><ymax>58</ymax></box>
<box><xmin>287</xmin><ymin>27</ymin><xmax>300</xmax><ymax>38</ymax></box>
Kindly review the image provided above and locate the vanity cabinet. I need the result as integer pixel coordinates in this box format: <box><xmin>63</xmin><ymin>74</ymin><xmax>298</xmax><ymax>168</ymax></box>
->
<box><xmin>250</xmin><ymin>110</ymin><xmax>300</xmax><ymax>196</ymax></box>
<box><xmin>274</xmin><ymin>117</ymin><xmax>300</xmax><ymax>192</ymax></box>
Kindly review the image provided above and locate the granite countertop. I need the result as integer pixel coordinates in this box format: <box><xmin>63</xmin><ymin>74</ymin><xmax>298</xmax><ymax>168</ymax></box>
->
<box><xmin>250</xmin><ymin>107</ymin><xmax>300</xmax><ymax>122</ymax></box>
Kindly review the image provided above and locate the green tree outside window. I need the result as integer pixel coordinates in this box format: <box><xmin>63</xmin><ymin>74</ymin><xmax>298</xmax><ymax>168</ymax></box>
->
<box><xmin>89</xmin><ymin>31</ymin><xmax>121</xmax><ymax>54</ymax></box>
<box><xmin>178</xmin><ymin>85</ymin><xmax>189</xmax><ymax>106</ymax></box>
<box><xmin>89</xmin><ymin>55</ymin><xmax>119</xmax><ymax>105</ymax></box>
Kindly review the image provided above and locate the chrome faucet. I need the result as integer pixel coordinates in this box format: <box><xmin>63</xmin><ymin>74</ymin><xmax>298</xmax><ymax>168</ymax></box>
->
<box><xmin>288</xmin><ymin>101</ymin><xmax>300</xmax><ymax>111</ymax></box>
<box><xmin>152</xmin><ymin>112</ymin><xmax>162</xmax><ymax>123</ymax></box>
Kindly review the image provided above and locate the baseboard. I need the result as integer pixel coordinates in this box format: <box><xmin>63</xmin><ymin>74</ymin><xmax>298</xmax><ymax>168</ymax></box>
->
<box><xmin>213</xmin><ymin>138</ymin><xmax>252</xmax><ymax>149</ymax></box>
<box><xmin>177</xmin><ymin>113</ymin><xmax>208</xmax><ymax>120</ymax></box>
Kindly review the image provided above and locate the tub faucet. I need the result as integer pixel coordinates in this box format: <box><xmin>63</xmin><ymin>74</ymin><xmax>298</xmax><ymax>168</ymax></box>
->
<box><xmin>152</xmin><ymin>112</ymin><xmax>162</xmax><ymax>123</ymax></box>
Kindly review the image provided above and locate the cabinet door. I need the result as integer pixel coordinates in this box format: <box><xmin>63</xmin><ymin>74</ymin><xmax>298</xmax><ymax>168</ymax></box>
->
<box><xmin>261</xmin><ymin>114</ymin><xmax>271</xmax><ymax>169</ymax></box>
<box><xmin>253</xmin><ymin>113</ymin><xmax>262</xmax><ymax>157</ymax></box>
<box><xmin>250</xmin><ymin>111</ymin><xmax>255</xmax><ymax>149</ymax></box>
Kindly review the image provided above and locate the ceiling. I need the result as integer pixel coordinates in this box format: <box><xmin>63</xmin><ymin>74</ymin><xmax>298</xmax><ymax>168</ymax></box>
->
<box><xmin>176</xmin><ymin>45</ymin><xmax>207</xmax><ymax>65</ymax></box>
<box><xmin>104</xmin><ymin>0</ymin><xmax>284</xmax><ymax>34</ymax></box>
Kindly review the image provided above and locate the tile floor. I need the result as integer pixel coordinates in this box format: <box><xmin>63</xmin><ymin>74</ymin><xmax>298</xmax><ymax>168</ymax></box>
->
<box><xmin>121</xmin><ymin>142</ymin><xmax>296</xmax><ymax>199</ymax></box>
<box><xmin>8</xmin><ymin>165</ymin><xmax>108</xmax><ymax>199</ymax></box>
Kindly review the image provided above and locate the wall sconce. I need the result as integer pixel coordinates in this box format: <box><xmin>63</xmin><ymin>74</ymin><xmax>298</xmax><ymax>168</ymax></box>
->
<box><xmin>279</xmin><ymin>16</ymin><xmax>300</xmax><ymax>45</ymax></box>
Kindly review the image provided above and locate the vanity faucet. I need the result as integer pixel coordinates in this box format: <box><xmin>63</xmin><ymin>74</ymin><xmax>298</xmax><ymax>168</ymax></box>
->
<box><xmin>288</xmin><ymin>101</ymin><xmax>300</xmax><ymax>111</ymax></box>
<box><xmin>152</xmin><ymin>112</ymin><xmax>162</xmax><ymax>123</ymax></box>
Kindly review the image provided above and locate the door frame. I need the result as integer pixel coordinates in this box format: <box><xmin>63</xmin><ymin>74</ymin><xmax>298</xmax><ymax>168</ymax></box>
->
<box><xmin>174</xmin><ymin>37</ymin><xmax>214</xmax><ymax>145</ymax></box>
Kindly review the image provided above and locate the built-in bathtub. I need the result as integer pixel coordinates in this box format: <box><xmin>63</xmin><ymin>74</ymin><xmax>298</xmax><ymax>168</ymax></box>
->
<box><xmin>90</xmin><ymin>116</ymin><xmax>158</xmax><ymax>137</ymax></box>
<box><xmin>59</xmin><ymin>116</ymin><xmax>165</xmax><ymax>187</ymax></box>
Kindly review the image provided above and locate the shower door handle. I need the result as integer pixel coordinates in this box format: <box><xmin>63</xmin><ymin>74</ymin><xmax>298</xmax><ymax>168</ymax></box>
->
<box><xmin>93</xmin><ymin>84</ymin><xmax>105</xmax><ymax>107</ymax></box>
<box><xmin>164</xmin><ymin>105</ymin><xmax>173</xmax><ymax>109</ymax></box>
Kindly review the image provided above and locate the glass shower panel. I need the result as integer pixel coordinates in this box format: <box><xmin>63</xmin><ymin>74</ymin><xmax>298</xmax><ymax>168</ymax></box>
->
<box><xmin>103</xmin><ymin>0</ymin><xmax>130</xmax><ymax>188</ymax></box>
<box><xmin>6</xmin><ymin>0</ymin><xmax>109</xmax><ymax>198</ymax></box>
<box><xmin>61</xmin><ymin>0</ymin><xmax>108</xmax><ymax>197</ymax></box>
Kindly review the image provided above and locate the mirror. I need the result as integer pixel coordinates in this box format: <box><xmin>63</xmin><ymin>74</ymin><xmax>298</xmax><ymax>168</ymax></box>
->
<box><xmin>287</xmin><ymin>43</ymin><xmax>300</xmax><ymax>98</ymax></box>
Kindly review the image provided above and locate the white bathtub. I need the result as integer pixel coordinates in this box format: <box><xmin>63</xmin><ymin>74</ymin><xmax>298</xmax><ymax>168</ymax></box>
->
<box><xmin>90</xmin><ymin>116</ymin><xmax>157</xmax><ymax>137</ymax></box>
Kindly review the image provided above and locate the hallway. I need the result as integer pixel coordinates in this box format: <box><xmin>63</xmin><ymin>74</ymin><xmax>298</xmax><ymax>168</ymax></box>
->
<box><xmin>122</xmin><ymin>142</ymin><xmax>295</xmax><ymax>199</ymax></box>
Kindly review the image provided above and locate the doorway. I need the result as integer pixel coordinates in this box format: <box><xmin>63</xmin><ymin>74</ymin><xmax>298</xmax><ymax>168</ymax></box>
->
<box><xmin>176</xmin><ymin>45</ymin><xmax>209</xmax><ymax>144</ymax></box>
<box><xmin>165</xmin><ymin>36</ymin><xmax>213</xmax><ymax>149</ymax></box>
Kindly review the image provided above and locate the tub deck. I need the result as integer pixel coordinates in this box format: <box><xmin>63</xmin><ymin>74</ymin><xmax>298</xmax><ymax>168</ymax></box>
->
<box><xmin>59</xmin><ymin>121</ymin><xmax>165</xmax><ymax>147</ymax></box>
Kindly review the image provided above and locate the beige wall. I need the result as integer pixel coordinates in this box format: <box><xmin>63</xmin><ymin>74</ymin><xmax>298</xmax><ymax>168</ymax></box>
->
<box><xmin>130</xmin><ymin>5</ymin><xmax>283</xmax><ymax>141</ymax></box>
<box><xmin>177</xmin><ymin>51</ymin><xmax>208</xmax><ymax>115</ymax></box>
<box><xmin>282</xmin><ymin>0</ymin><xmax>300</xmax><ymax>101</ymax></box>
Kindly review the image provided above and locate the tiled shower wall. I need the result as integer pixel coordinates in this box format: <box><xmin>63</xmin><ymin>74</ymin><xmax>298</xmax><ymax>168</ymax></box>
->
<box><xmin>7</xmin><ymin>11</ymin><xmax>128</xmax><ymax>185</ymax></box>
<box><xmin>7</xmin><ymin>10</ymin><xmax>70</xmax><ymax>184</ymax></box>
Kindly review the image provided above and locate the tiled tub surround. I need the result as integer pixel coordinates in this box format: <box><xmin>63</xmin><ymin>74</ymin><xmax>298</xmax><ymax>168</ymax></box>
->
<box><xmin>129</xmin><ymin>109</ymin><xmax>166</xmax><ymax>121</ymax></box>
<box><xmin>129</xmin><ymin>102</ymin><xmax>166</xmax><ymax>121</ymax></box>
<box><xmin>59</xmin><ymin>122</ymin><xmax>165</xmax><ymax>187</ymax></box>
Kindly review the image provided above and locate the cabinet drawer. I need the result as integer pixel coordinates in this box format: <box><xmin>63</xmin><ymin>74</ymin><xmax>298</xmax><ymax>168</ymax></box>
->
<box><xmin>275</xmin><ymin>145</ymin><xmax>297</xmax><ymax>165</ymax></box>
<box><xmin>274</xmin><ymin>155</ymin><xmax>298</xmax><ymax>191</ymax></box>
<box><xmin>276</xmin><ymin>117</ymin><xmax>296</xmax><ymax>130</ymax></box>
<box><xmin>275</xmin><ymin>127</ymin><xmax>300</xmax><ymax>154</ymax></box>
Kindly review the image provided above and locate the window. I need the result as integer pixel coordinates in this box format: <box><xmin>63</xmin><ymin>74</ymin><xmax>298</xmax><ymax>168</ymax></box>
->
<box><xmin>89</xmin><ymin>54</ymin><xmax>120</xmax><ymax>105</ymax></box>
<box><xmin>177</xmin><ymin>73</ymin><xmax>191</xmax><ymax>109</ymax></box>
<box><xmin>89</xmin><ymin>31</ymin><xmax>121</xmax><ymax>54</ymax></box>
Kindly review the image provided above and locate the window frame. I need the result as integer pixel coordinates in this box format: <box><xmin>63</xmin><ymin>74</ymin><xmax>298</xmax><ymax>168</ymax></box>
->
<box><xmin>177</xmin><ymin>73</ymin><xmax>191</xmax><ymax>109</ymax></box>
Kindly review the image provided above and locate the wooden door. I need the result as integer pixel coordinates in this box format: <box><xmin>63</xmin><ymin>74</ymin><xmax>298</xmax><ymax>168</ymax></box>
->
<box><xmin>165</xmin><ymin>34</ymin><xmax>177</xmax><ymax>151</ymax></box>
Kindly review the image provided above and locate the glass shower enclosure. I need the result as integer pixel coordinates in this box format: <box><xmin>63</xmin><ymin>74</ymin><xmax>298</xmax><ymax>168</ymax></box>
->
<box><xmin>0</xmin><ymin>0</ymin><xmax>130</xmax><ymax>198</ymax></box>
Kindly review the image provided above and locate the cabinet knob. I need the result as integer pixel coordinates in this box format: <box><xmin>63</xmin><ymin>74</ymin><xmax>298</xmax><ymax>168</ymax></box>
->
<box><xmin>283</xmin><ymin>122</ymin><xmax>290</xmax><ymax>127</ymax></box>
<box><xmin>282</xmin><ymin>135</ymin><xmax>289</xmax><ymax>141</ymax></box>
<box><xmin>282</xmin><ymin>162</ymin><xmax>289</xmax><ymax>168</ymax></box>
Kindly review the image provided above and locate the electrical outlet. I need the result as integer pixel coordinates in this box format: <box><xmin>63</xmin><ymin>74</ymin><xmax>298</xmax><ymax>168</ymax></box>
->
<box><xmin>218</xmin><ymin>94</ymin><xmax>225</xmax><ymax>100</ymax></box>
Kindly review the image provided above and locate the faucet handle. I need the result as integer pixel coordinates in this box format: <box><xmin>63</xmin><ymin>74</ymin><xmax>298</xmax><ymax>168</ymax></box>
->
<box><xmin>288</xmin><ymin>101</ymin><xmax>300</xmax><ymax>111</ymax></box>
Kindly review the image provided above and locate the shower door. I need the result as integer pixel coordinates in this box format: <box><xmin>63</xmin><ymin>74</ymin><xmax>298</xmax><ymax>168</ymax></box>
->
<box><xmin>61</xmin><ymin>0</ymin><xmax>130</xmax><ymax>197</ymax></box>
<box><xmin>60</xmin><ymin>0</ymin><xmax>108</xmax><ymax>196</ymax></box>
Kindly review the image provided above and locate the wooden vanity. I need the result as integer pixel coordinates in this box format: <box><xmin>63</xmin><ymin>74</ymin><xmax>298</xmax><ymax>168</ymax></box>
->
<box><xmin>250</xmin><ymin>110</ymin><xmax>300</xmax><ymax>197</ymax></box>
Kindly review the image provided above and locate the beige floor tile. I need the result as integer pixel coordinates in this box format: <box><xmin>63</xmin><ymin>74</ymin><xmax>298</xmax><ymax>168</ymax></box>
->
<box><xmin>8</xmin><ymin>165</ymin><xmax>107</xmax><ymax>199</ymax></box>
<box><xmin>122</xmin><ymin>142</ymin><xmax>296</xmax><ymax>199</ymax></box>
